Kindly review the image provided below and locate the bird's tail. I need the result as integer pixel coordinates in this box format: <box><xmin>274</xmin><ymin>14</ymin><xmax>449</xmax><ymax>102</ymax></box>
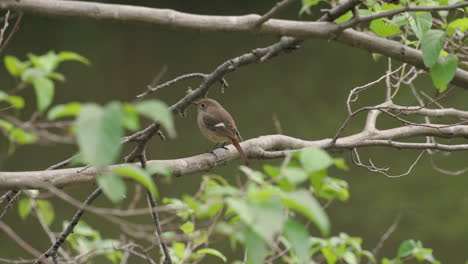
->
<box><xmin>230</xmin><ymin>139</ymin><xmax>250</xmax><ymax>167</ymax></box>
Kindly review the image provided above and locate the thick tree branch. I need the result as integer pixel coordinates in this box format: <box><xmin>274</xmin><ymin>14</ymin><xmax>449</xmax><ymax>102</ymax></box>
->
<box><xmin>1</xmin><ymin>0</ymin><xmax>468</xmax><ymax>87</ymax></box>
<box><xmin>340</xmin><ymin>2</ymin><xmax>468</xmax><ymax>29</ymax></box>
<box><xmin>3</xmin><ymin>124</ymin><xmax>468</xmax><ymax>189</ymax></box>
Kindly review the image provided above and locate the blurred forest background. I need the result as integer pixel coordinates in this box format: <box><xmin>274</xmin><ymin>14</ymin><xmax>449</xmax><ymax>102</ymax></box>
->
<box><xmin>1</xmin><ymin>0</ymin><xmax>468</xmax><ymax>263</ymax></box>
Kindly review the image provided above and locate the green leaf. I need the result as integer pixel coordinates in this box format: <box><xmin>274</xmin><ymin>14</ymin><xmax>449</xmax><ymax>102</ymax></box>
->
<box><xmin>180</xmin><ymin>221</ymin><xmax>195</xmax><ymax>235</ymax></box>
<box><xmin>196</xmin><ymin>248</ymin><xmax>227</xmax><ymax>262</ymax></box>
<box><xmin>114</xmin><ymin>165</ymin><xmax>158</xmax><ymax>197</ymax></box>
<box><xmin>299</xmin><ymin>148</ymin><xmax>334</xmax><ymax>173</ymax></box>
<box><xmin>334</xmin><ymin>11</ymin><xmax>353</xmax><ymax>23</ymax></box>
<box><xmin>421</xmin><ymin>30</ymin><xmax>446</xmax><ymax>67</ymax></box>
<box><xmin>47</xmin><ymin>102</ymin><xmax>82</xmax><ymax>120</ymax></box>
<box><xmin>244</xmin><ymin>227</ymin><xmax>267</xmax><ymax>264</ymax></box>
<box><xmin>284</xmin><ymin>220</ymin><xmax>311</xmax><ymax>264</ymax></box>
<box><xmin>21</xmin><ymin>68</ymin><xmax>47</xmax><ymax>82</ymax></box>
<box><xmin>362</xmin><ymin>250</ymin><xmax>376</xmax><ymax>263</ymax></box>
<box><xmin>239</xmin><ymin>166</ymin><xmax>264</xmax><ymax>184</ymax></box>
<box><xmin>97</xmin><ymin>174</ymin><xmax>127</xmax><ymax>203</ymax></box>
<box><xmin>397</xmin><ymin>240</ymin><xmax>417</xmax><ymax>258</ymax></box>
<box><xmin>58</xmin><ymin>51</ymin><xmax>91</xmax><ymax>65</ymax></box>
<box><xmin>283</xmin><ymin>167</ymin><xmax>309</xmax><ymax>185</ymax></box>
<box><xmin>146</xmin><ymin>163</ymin><xmax>172</xmax><ymax>177</ymax></box>
<box><xmin>76</xmin><ymin>102</ymin><xmax>124</xmax><ymax>167</ymax></box>
<box><xmin>447</xmin><ymin>18</ymin><xmax>468</xmax><ymax>36</ymax></box>
<box><xmin>18</xmin><ymin>198</ymin><xmax>32</xmax><ymax>219</ymax></box>
<box><xmin>409</xmin><ymin>12</ymin><xmax>432</xmax><ymax>40</ymax></box>
<box><xmin>0</xmin><ymin>91</ymin><xmax>24</xmax><ymax>109</ymax></box>
<box><xmin>300</xmin><ymin>0</ymin><xmax>323</xmax><ymax>15</ymax></box>
<box><xmin>28</xmin><ymin>51</ymin><xmax>60</xmax><ymax>73</ymax></box>
<box><xmin>343</xmin><ymin>251</ymin><xmax>358</xmax><ymax>264</ymax></box>
<box><xmin>37</xmin><ymin>200</ymin><xmax>55</xmax><ymax>225</ymax></box>
<box><xmin>47</xmin><ymin>72</ymin><xmax>65</xmax><ymax>82</ymax></box>
<box><xmin>66</xmin><ymin>220</ymin><xmax>97</xmax><ymax>237</ymax></box>
<box><xmin>0</xmin><ymin>119</ymin><xmax>13</xmax><ymax>131</ymax></box>
<box><xmin>32</xmin><ymin>77</ymin><xmax>54</xmax><ymax>111</ymax></box>
<box><xmin>172</xmin><ymin>242</ymin><xmax>186</xmax><ymax>259</ymax></box>
<box><xmin>122</xmin><ymin>103</ymin><xmax>139</xmax><ymax>131</ymax></box>
<box><xmin>227</xmin><ymin>197</ymin><xmax>285</xmax><ymax>242</ymax></box>
<box><xmin>282</xmin><ymin>190</ymin><xmax>330</xmax><ymax>236</ymax></box>
<box><xmin>317</xmin><ymin>177</ymin><xmax>350</xmax><ymax>201</ymax></box>
<box><xmin>322</xmin><ymin>247</ymin><xmax>338</xmax><ymax>264</ymax></box>
<box><xmin>4</xmin><ymin>56</ymin><xmax>30</xmax><ymax>77</ymax></box>
<box><xmin>135</xmin><ymin>100</ymin><xmax>176</xmax><ymax>138</ymax></box>
<box><xmin>334</xmin><ymin>158</ymin><xmax>349</xmax><ymax>170</ymax></box>
<box><xmin>430</xmin><ymin>53</ymin><xmax>458</xmax><ymax>92</ymax></box>
<box><xmin>369</xmin><ymin>18</ymin><xmax>401</xmax><ymax>37</ymax></box>
<box><xmin>9</xmin><ymin>128</ymin><xmax>38</xmax><ymax>144</ymax></box>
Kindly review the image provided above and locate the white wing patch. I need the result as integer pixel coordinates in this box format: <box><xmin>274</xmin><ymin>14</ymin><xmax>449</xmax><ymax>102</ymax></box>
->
<box><xmin>214</xmin><ymin>123</ymin><xmax>226</xmax><ymax>128</ymax></box>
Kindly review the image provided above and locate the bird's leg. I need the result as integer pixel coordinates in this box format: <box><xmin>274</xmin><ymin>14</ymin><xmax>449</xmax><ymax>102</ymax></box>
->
<box><xmin>207</xmin><ymin>142</ymin><xmax>229</xmax><ymax>155</ymax></box>
<box><xmin>219</xmin><ymin>142</ymin><xmax>229</xmax><ymax>150</ymax></box>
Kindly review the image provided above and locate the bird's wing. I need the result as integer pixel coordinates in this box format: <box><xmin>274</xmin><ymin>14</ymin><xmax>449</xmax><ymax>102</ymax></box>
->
<box><xmin>202</xmin><ymin>114</ymin><xmax>238</xmax><ymax>140</ymax></box>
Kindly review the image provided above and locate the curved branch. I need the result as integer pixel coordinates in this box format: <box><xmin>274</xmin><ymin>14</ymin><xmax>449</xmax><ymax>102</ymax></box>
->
<box><xmin>1</xmin><ymin>0</ymin><xmax>468</xmax><ymax>88</ymax></box>
<box><xmin>3</xmin><ymin>124</ymin><xmax>468</xmax><ymax>189</ymax></box>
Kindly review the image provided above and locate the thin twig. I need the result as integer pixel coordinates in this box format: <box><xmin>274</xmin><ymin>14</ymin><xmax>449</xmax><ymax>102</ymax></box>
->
<box><xmin>0</xmin><ymin>10</ymin><xmax>10</xmax><ymax>46</ymax></box>
<box><xmin>147</xmin><ymin>191</ymin><xmax>172</xmax><ymax>264</ymax></box>
<box><xmin>34</xmin><ymin>188</ymin><xmax>102</xmax><ymax>264</ymax></box>
<box><xmin>369</xmin><ymin>213</ymin><xmax>401</xmax><ymax>264</ymax></box>
<box><xmin>0</xmin><ymin>11</ymin><xmax>22</xmax><ymax>54</ymax></box>
<box><xmin>0</xmin><ymin>190</ymin><xmax>20</xmax><ymax>220</ymax></box>
<box><xmin>136</xmin><ymin>73</ymin><xmax>207</xmax><ymax>99</ymax></box>
<box><xmin>253</xmin><ymin>0</ymin><xmax>296</xmax><ymax>28</ymax></box>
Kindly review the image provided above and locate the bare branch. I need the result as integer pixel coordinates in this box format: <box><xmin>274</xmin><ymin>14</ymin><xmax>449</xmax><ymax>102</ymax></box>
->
<box><xmin>1</xmin><ymin>0</ymin><xmax>468</xmax><ymax>87</ymax></box>
<box><xmin>34</xmin><ymin>188</ymin><xmax>102</xmax><ymax>264</ymax></box>
<box><xmin>254</xmin><ymin>0</ymin><xmax>296</xmax><ymax>28</ymax></box>
<box><xmin>136</xmin><ymin>73</ymin><xmax>207</xmax><ymax>99</ymax></box>
<box><xmin>0</xmin><ymin>190</ymin><xmax>20</xmax><ymax>220</ymax></box>
<box><xmin>0</xmin><ymin>11</ymin><xmax>22</xmax><ymax>55</ymax></box>
<box><xmin>147</xmin><ymin>191</ymin><xmax>172</xmax><ymax>264</ymax></box>
<box><xmin>4</xmin><ymin>124</ymin><xmax>468</xmax><ymax>189</ymax></box>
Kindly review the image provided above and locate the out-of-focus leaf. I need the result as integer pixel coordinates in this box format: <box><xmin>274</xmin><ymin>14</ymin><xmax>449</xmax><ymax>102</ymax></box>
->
<box><xmin>58</xmin><ymin>51</ymin><xmax>91</xmax><ymax>65</ymax></box>
<box><xmin>299</xmin><ymin>148</ymin><xmax>334</xmax><ymax>173</ymax></box>
<box><xmin>32</xmin><ymin>77</ymin><xmax>54</xmax><ymax>111</ymax></box>
<box><xmin>282</xmin><ymin>190</ymin><xmax>330</xmax><ymax>236</ymax></box>
<box><xmin>37</xmin><ymin>200</ymin><xmax>55</xmax><ymax>225</ymax></box>
<box><xmin>97</xmin><ymin>174</ymin><xmax>127</xmax><ymax>203</ymax></box>
<box><xmin>4</xmin><ymin>56</ymin><xmax>30</xmax><ymax>77</ymax></box>
<box><xmin>122</xmin><ymin>103</ymin><xmax>139</xmax><ymax>131</ymax></box>
<box><xmin>284</xmin><ymin>220</ymin><xmax>311</xmax><ymax>264</ymax></box>
<box><xmin>114</xmin><ymin>165</ymin><xmax>158</xmax><ymax>197</ymax></box>
<box><xmin>9</xmin><ymin>128</ymin><xmax>38</xmax><ymax>144</ymax></box>
<box><xmin>195</xmin><ymin>248</ymin><xmax>227</xmax><ymax>262</ymax></box>
<box><xmin>76</xmin><ymin>102</ymin><xmax>123</xmax><ymax>167</ymax></box>
<box><xmin>18</xmin><ymin>198</ymin><xmax>32</xmax><ymax>219</ymax></box>
<box><xmin>135</xmin><ymin>100</ymin><xmax>175</xmax><ymax>138</ymax></box>
<box><xmin>244</xmin><ymin>227</ymin><xmax>267</xmax><ymax>264</ymax></box>
<box><xmin>47</xmin><ymin>102</ymin><xmax>82</xmax><ymax>120</ymax></box>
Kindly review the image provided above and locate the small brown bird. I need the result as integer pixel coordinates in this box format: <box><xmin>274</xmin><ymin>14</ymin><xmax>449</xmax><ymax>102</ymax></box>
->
<box><xmin>195</xmin><ymin>98</ymin><xmax>250</xmax><ymax>166</ymax></box>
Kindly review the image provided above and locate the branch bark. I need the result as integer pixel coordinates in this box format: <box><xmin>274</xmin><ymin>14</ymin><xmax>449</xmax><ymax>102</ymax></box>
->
<box><xmin>3</xmin><ymin>124</ymin><xmax>468</xmax><ymax>189</ymax></box>
<box><xmin>1</xmin><ymin>0</ymin><xmax>468</xmax><ymax>88</ymax></box>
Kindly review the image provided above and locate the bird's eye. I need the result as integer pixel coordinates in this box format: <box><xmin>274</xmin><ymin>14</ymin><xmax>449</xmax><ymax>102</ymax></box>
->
<box><xmin>201</xmin><ymin>103</ymin><xmax>206</xmax><ymax>108</ymax></box>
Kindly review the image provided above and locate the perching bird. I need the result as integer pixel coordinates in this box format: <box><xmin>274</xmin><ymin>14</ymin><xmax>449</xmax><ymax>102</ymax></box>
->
<box><xmin>195</xmin><ymin>98</ymin><xmax>249</xmax><ymax>166</ymax></box>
